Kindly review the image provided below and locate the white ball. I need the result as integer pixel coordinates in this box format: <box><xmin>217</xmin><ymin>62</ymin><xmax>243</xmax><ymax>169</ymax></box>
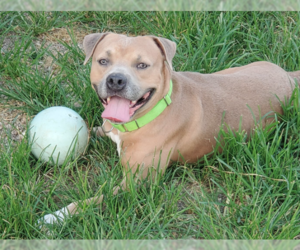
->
<box><xmin>29</xmin><ymin>106</ymin><xmax>89</xmax><ymax>165</ymax></box>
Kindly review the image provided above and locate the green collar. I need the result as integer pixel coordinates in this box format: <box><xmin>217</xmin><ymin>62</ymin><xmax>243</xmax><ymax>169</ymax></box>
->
<box><xmin>108</xmin><ymin>80</ymin><xmax>173</xmax><ymax>132</ymax></box>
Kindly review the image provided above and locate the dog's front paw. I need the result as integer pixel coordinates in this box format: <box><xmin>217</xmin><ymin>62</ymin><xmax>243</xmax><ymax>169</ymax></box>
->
<box><xmin>39</xmin><ymin>213</ymin><xmax>63</xmax><ymax>225</ymax></box>
<box><xmin>38</xmin><ymin>207</ymin><xmax>69</xmax><ymax>226</ymax></box>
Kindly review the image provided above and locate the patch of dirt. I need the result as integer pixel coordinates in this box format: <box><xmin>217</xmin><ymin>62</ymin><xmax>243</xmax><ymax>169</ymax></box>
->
<box><xmin>0</xmin><ymin>27</ymin><xmax>88</xmax><ymax>148</ymax></box>
<box><xmin>0</xmin><ymin>100</ymin><xmax>30</xmax><ymax>149</ymax></box>
<box><xmin>0</xmin><ymin>32</ymin><xmax>29</xmax><ymax>148</ymax></box>
<box><xmin>39</xmin><ymin>27</ymin><xmax>87</xmax><ymax>46</ymax></box>
<box><xmin>31</xmin><ymin>26</ymin><xmax>88</xmax><ymax>77</ymax></box>
<box><xmin>0</xmin><ymin>33</ymin><xmax>22</xmax><ymax>54</ymax></box>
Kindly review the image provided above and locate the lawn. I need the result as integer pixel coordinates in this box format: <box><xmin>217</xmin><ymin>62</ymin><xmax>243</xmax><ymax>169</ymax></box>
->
<box><xmin>0</xmin><ymin>11</ymin><xmax>300</xmax><ymax>239</ymax></box>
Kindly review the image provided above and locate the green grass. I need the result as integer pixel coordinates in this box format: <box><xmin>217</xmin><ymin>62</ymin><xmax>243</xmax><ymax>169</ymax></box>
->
<box><xmin>1</xmin><ymin>11</ymin><xmax>300</xmax><ymax>239</ymax></box>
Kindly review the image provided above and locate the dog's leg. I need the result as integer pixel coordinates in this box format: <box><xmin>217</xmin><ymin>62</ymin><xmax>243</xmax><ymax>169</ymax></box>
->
<box><xmin>39</xmin><ymin>179</ymin><xmax>127</xmax><ymax>225</ymax></box>
<box><xmin>39</xmin><ymin>195</ymin><xmax>104</xmax><ymax>225</ymax></box>
<box><xmin>38</xmin><ymin>146</ymin><xmax>173</xmax><ymax>225</ymax></box>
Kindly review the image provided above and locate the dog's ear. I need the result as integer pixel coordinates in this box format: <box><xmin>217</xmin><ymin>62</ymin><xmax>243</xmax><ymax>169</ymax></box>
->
<box><xmin>83</xmin><ymin>33</ymin><xmax>109</xmax><ymax>65</ymax></box>
<box><xmin>151</xmin><ymin>37</ymin><xmax>176</xmax><ymax>71</ymax></box>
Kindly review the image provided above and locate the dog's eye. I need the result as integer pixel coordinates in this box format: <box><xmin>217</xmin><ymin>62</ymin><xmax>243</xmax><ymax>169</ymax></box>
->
<box><xmin>137</xmin><ymin>63</ymin><xmax>148</xmax><ymax>69</ymax></box>
<box><xmin>98</xmin><ymin>59</ymin><xmax>108</xmax><ymax>65</ymax></box>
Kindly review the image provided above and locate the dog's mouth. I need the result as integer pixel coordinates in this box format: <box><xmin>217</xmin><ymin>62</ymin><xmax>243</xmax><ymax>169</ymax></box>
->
<box><xmin>99</xmin><ymin>89</ymin><xmax>155</xmax><ymax>123</ymax></box>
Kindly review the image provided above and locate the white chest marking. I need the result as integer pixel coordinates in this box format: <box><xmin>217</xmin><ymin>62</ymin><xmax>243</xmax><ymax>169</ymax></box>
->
<box><xmin>108</xmin><ymin>131</ymin><xmax>121</xmax><ymax>156</ymax></box>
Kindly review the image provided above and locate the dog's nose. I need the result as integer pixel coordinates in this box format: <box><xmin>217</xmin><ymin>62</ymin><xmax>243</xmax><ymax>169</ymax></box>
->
<box><xmin>106</xmin><ymin>73</ymin><xmax>127</xmax><ymax>91</ymax></box>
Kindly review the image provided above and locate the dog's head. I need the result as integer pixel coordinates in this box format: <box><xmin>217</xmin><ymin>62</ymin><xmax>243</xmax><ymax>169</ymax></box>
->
<box><xmin>83</xmin><ymin>33</ymin><xmax>176</xmax><ymax>124</ymax></box>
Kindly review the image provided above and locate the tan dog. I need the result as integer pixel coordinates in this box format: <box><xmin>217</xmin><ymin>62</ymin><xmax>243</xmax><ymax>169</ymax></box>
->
<box><xmin>40</xmin><ymin>33</ymin><xmax>300</xmax><ymax>224</ymax></box>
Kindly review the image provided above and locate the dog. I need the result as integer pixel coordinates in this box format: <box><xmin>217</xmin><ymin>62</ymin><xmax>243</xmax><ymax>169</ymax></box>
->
<box><xmin>40</xmin><ymin>33</ymin><xmax>300</xmax><ymax>224</ymax></box>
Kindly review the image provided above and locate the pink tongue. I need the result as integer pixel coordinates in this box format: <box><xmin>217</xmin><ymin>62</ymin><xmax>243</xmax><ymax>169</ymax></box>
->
<box><xmin>101</xmin><ymin>96</ymin><xmax>131</xmax><ymax>122</ymax></box>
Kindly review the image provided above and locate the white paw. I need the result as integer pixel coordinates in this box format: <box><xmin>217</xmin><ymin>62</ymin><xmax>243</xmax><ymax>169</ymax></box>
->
<box><xmin>38</xmin><ymin>207</ymin><xmax>69</xmax><ymax>225</ymax></box>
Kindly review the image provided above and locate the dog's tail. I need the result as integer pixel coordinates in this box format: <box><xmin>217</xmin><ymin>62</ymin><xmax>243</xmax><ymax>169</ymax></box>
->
<box><xmin>288</xmin><ymin>71</ymin><xmax>300</xmax><ymax>86</ymax></box>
